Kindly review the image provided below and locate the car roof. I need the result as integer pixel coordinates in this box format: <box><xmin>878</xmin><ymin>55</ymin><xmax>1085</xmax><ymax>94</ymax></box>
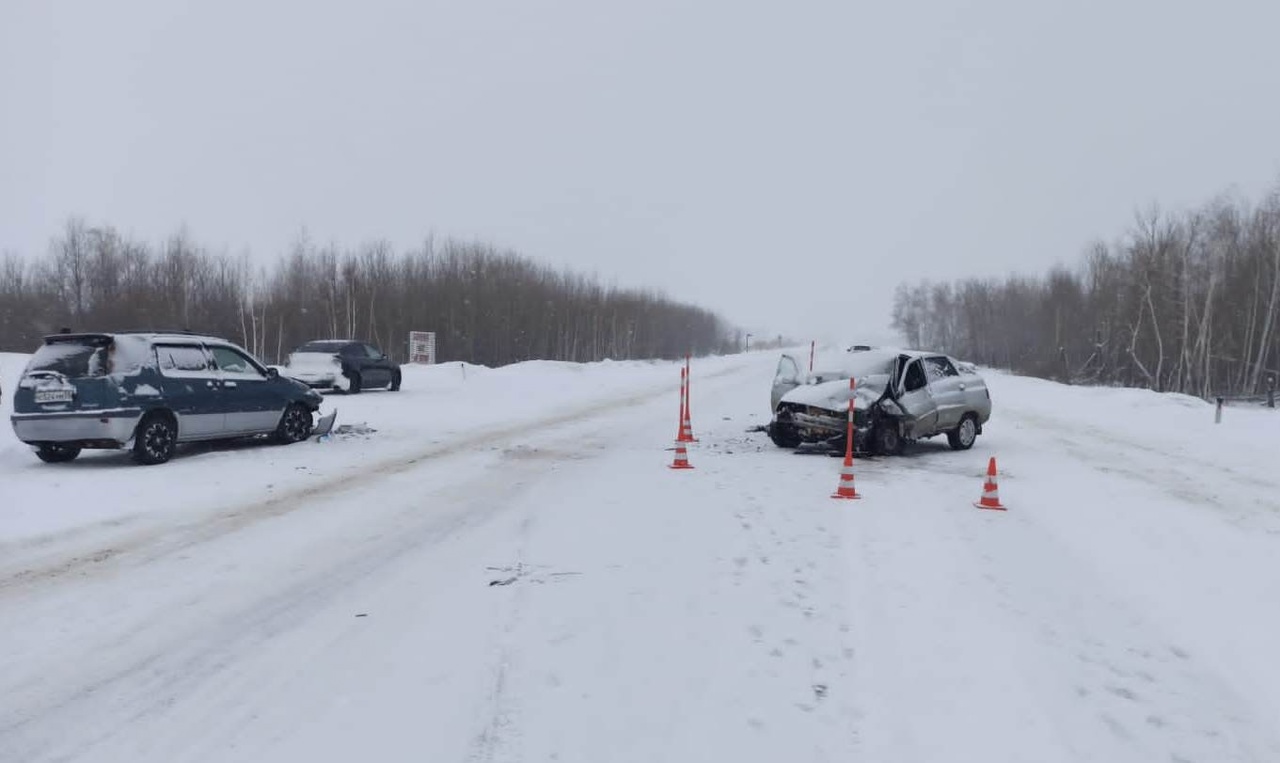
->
<box><xmin>293</xmin><ymin>339</ymin><xmax>361</xmax><ymax>350</ymax></box>
<box><xmin>43</xmin><ymin>331</ymin><xmax>241</xmax><ymax>346</ymax></box>
<box><xmin>152</xmin><ymin>333</ymin><xmax>232</xmax><ymax>345</ymax></box>
<box><xmin>867</xmin><ymin>347</ymin><xmax>946</xmax><ymax>360</ymax></box>
<box><xmin>797</xmin><ymin>347</ymin><xmax>950</xmax><ymax>378</ymax></box>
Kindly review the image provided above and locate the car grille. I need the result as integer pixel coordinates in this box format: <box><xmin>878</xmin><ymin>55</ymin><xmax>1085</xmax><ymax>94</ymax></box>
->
<box><xmin>779</xmin><ymin>401</ymin><xmax>871</xmax><ymax>429</ymax></box>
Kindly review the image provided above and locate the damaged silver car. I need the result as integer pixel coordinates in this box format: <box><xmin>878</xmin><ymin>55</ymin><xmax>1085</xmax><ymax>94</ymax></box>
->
<box><xmin>768</xmin><ymin>347</ymin><xmax>992</xmax><ymax>455</ymax></box>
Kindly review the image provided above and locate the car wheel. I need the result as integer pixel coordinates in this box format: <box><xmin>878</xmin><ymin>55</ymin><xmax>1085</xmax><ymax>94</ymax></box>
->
<box><xmin>275</xmin><ymin>403</ymin><xmax>314</xmax><ymax>444</ymax></box>
<box><xmin>872</xmin><ymin>421</ymin><xmax>903</xmax><ymax>456</ymax></box>
<box><xmin>347</xmin><ymin>371</ymin><xmax>362</xmax><ymax>394</ymax></box>
<box><xmin>35</xmin><ymin>443</ymin><xmax>82</xmax><ymax>463</ymax></box>
<box><xmin>132</xmin><ymin>413</ymin><xmax>178</xmax><ymax>465</ymax></box>
<box><xmin>767</xmin><ymin>420</ymin><xmax>801</xmax><ymax>448</ymax></box>
<box><xmin>388</xmin><ymin>370</ymin><xmax>401</xmax><ymax>391</ymax></box>
<box><xmin>948</xmin><ymin>414</ymin><xmax>979</xmax><ymax>450</ymax></box>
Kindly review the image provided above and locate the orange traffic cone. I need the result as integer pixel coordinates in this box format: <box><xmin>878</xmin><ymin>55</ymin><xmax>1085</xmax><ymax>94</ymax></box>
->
<box><xmin>682</xmin><ymin>355</ymin><xmax>698</xmax><ymax>442</ymax></box>
<box><xmin>831</xmin><ymin>455</ymin><xmax>861</xmax><ymax>499</ymax></box>
<box><xmin>675</xmin><ymin>368</ymin><xmax>691</xmax><ymax>442</ymax></box>
<box><xmin>974</xmin><ymin>456</ymin><xmax>1006</xmax><ymax>510</ymax></box>
<box><xmin>669</xmin><ymin>439</ymin><xmax>694</xmax><ymax>470</ymax></box>
<box><xmin>831</xmin><ymin>382</ymin><xmax>861</xmax><ymax>500</ymax></box>
<box><xmin>680</xmin><ymin>411</ymin><xmax>696</xmax><ymax>443</ymax></box>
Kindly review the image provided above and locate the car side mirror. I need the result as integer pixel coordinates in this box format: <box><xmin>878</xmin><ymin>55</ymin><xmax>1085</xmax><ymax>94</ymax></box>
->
<box><xmin>267</xmin><ymin>367</ymin><xmax>279</xmax><ymax>379</ymax></box>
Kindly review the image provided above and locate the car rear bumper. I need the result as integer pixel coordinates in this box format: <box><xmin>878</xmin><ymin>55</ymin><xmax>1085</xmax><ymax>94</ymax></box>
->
<box><xmin>287</xmin><ymin>371</ymin><xmax>339</xmax><ymax>387</ymax></box>
<box><xmin>11</xmin><ymin>408</ymin><xmax>143</xmax><ymax>446</ymax></box>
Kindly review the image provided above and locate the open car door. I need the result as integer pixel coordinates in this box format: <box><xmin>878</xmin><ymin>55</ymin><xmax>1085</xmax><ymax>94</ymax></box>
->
<box><xmin>894</xmin><ymin>355</ymin><xmax>940</xmax><ymax>437</ymax></box>
<box><xmin>771</xmin><ymin>354</ymin><xmax>803</xmax><ymax>411</ymax></box>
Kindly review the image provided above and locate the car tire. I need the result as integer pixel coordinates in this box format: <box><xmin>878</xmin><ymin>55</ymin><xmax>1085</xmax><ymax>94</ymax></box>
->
<box><xmin>767</xmin><ymin>420</ymin><xmax>801</xmax><ymax>448</ymax></box>
<box><xmin>346</xmin><ymin>371</ymin><xmax>362</xmax><ymax>394</ymax></box>
<box><xmin>872</xmin><ymin>421</ymin><xmax>903</xmax><ymax>456</ymax></box>
<box><xmin>275</xmin><ymin>403</ymin><xmax>314</xmax><ymax>444</ymax></box>
<box><xmin>132</xmin><ymin>413</ymin><xmax>178</xmax><ymax>465</ymax></box>
<box><xmin>35</xmin><ymin>443</ymin><xmax>82</xmax><ymax>463</ymax></box>
<box><xmin>388</xmin><ymin>371</ymin><xmax>401</xmax><ymax>391</ymax></box>
<box><xmin>947</xmin><ymin>413</ymin><xmax>979</xmax><ymax>450</ymax></box>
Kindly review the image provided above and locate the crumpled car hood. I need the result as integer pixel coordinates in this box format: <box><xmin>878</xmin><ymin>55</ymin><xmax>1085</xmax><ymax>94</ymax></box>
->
<box><xmin>780</xmin><ymin>374</ymin><xmax>891</xmax><ymax>412</ymax></box>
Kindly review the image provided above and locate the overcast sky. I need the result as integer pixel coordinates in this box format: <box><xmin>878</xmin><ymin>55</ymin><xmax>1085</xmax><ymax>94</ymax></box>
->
<box><xmin>3</xmin><ymin>0</ymin><xmax>1280</xmax><ymax>347</ymax></box>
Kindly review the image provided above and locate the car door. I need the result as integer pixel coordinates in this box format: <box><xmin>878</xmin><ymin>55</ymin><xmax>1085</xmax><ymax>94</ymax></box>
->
<box><xmin>923</xmin><ymin>355</ymin><xmax>966</xmax><ymax>429</ymax></box>
<box><xmin>339</xmin><ymin>343</ymin><xmax>367</xmax><ymax>388</ymax></box>
<box><xmin>207</xmin><ymin>345</ymin><xmax>285</xmax><ymax>434</ymax></box>
<box><xmin>895</xmin><ymin>356</ymin><xmax>940</xmax><ymax>437</ymax></box>
<box><xmin>361</xmin><ymin>344</ymin><xmax>390</xmax><ymax>387</ymax></box>
<box><xmin>153</xmin><ymin>343</ymin><xmax>224</xmax><ymax>438</ymax></box>
<box><xmin>952</xmin><ymin>357</ymin><xmax>991</xmax><ymax>419</ymax></box>
<box><xmin>771</xmin><ymin>354</ymin><xmax>802</xmax><ymax>411</ymax></box>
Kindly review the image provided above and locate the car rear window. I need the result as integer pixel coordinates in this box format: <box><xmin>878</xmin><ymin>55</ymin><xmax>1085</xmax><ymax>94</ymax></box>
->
<box><xmin>26</xmin><ymin>337</ymin><xmax>112</xmax><ymax>378</ymax></box>
<box><xmin>296</xmin><ymin>341</ymin><xmax>348</xmax><ymax>353</ymax></box>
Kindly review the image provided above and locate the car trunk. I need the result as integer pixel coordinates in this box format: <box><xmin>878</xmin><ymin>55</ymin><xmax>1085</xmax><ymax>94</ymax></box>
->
<box><xmin>14</xmin><ymin>335</ymin><xmax>126</xmax><ymax>414</ymax></box>
<box><xmin>286</xmin><ymin>352</ymin><xmax>342</xmax><ymax>371</ymax></box>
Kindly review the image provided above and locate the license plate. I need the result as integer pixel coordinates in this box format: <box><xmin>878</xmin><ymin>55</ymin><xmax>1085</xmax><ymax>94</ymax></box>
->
<box><xmin>35</xmin><ymin>389</ymin><xmax>74</xmax><ymax>404</ymax></box>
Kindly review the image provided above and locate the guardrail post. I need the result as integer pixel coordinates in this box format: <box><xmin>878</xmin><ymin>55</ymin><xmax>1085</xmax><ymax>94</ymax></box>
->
<box><xmin>1215</xmin><ymin>396</ymin><xmax>1224</xmax><ymax>424</ymax></box>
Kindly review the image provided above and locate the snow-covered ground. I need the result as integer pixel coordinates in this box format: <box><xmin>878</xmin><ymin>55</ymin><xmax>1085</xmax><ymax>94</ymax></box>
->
<box><xmin>2</xmin><ymin>348</ymin><xmax>1279</xmax><ymax>762</ymax></box>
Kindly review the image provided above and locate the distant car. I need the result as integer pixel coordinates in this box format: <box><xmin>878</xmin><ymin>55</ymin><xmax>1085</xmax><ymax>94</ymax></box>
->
<box><xmin>283</xmin><ymin>340</ymin><xmax>402</xmax><ymax>393</ymax></box>
<box><xmin>768</xmin><ymin>347</ymin><xmax>992</xmax><ymax>455</ymax></box>
<box><xmin>9</xmin><ymin>331</ymin><xmax>325</xmax><ymax>464</ymax></box>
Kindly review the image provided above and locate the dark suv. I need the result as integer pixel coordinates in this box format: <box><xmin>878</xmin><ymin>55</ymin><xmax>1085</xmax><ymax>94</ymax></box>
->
<box><xmin>9</xmin><ymin>331</ymin><xmax>324</xmax><ymax>465</ymax></box>
<box><xmin>282</xmin><ymin>340</ymin><xmax>402</xmax><ymax>393</ymax></box>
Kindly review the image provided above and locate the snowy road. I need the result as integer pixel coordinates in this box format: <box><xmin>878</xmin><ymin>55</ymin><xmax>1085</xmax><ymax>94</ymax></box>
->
<box><xmin>2</xmin><ymin>350</ymin><xmax>1279</xmax><ymax>762</ymax></box>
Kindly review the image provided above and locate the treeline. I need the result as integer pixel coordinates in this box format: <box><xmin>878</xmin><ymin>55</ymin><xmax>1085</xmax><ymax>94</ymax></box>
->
<box><xmin>892</xmin><ymin>179</ymin><xmax>1280</xmax><ymax>398</ymax></box>
<box><xmin>0</xmin><ymin>220</ymin><xmax>736</xmax><ymax>365</ymax></box>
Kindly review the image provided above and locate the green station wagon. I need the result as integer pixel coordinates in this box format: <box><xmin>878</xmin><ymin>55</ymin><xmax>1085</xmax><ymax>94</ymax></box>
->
<box><xmin>10</xmin><ymin>331</ymin><xmax>324</xmax><ymax>465</ymax></box>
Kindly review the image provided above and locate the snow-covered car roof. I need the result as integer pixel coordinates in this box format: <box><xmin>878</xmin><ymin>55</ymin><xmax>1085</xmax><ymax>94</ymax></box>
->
<box><xmin>44</xmin><ymin>331</ymin><xmax>232</xmax><ymax>346</ymax></box>
<box><xmin>25</xmin><ymin>331</ymin><xmax>263</xmax><ymax>380</ymax></box>
<box><xmin>150</xmin><ymin>333</ymin><xmax>232</xmax><ymax>345</ymax></box>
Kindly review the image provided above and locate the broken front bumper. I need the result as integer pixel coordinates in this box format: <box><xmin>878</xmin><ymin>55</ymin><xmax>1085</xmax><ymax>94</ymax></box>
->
<box><xmin>775</xmin><ymin>405</ymin><xmax>874</xmax><ymax>448</ymax></box>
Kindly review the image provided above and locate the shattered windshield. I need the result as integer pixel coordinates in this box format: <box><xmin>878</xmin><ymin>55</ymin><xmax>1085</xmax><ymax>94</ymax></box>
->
<box><xmin>807</xmin><ymin>350</ymin><xmax>897</xmax><ymax>391</ymax></box>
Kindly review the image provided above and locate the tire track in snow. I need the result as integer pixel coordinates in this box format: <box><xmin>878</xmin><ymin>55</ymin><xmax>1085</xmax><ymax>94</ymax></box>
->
<box><xmin>1001</xmin><ymin>407</ymin><xmax>1280</xmax><ymax>529</ymax></box>
<box><xmin>946</xmin><ymin>492</ymin><xmax>1280</xmax><ymax>762</ymax></box>
<box><xmin>467</xmin><ymin>511</ymin><xmax>536</xmax><ymax>763</ymax></box>
<box><xmin>0</xmin><ymin>467</ymin><xmax>513</xmax><ymax>761</ymax></box>
<box><xmin>709</xmin><ymin>430</ymin><xmax>859</xmax><ymax>757</ymax></box>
